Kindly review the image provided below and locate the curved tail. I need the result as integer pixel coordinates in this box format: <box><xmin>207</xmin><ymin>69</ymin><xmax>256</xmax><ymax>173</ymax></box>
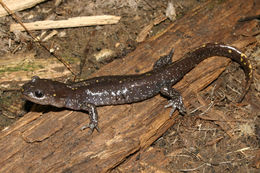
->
<box><xmin>184</xmin><ymin>43</ymin><xmax>253</xmax><ymax>102</ymax></box>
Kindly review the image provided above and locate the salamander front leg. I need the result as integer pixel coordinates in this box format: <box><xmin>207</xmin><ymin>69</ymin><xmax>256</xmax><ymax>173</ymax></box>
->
<box><xmin>153</xmin><ymin>48</ymin><xmax>174</xmax><ymax>69</ymax></box>
<box><xmin>160</xmin><ymin>85</ymin><xmax>186</xmax><ymax>116</ymax></box>
<box><xmin>80</xmin><ymin>103</ymin><xmax>100</xmax><ymax>133</ymax></box>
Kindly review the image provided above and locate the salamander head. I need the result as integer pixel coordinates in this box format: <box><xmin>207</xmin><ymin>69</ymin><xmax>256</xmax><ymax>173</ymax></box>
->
<box><xmin>22</xmin><ymin>76</ymin><xmax>67</xmax><ymax>107</ymax></box>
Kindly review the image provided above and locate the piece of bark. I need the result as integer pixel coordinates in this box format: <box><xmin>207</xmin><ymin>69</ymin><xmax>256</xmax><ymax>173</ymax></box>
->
<box><xmin>0</xmin><ymin>0</ymin><xmax>259</xmax><ymax>172</ymax></box>
<box><xmin>136</xmin><ymin>14</ymin><xmax>167</xmax><ymax>42</ymax></box>
<box><xmin>0</xmin><ymin>0</ymin><xmax>47</xmax><ymax>17</ymax></box>
<box><xmin>114</xmin><ymin>147</ymin><xmax>171</xmax><ymax>173</ymax></box>
<box><xmin>252</xmin><ymin>149</ymin><xmax>260</xmax><ymax>168</ymax></box>
<box><xmin>10</xmin><ymin>15</ymin><xmax>121</xmax><ymax>31</ymax></box>
<box><xmin>0</xmin><ymin>52</ymin><xmax>73</xmax><ymax>85</ymax></box>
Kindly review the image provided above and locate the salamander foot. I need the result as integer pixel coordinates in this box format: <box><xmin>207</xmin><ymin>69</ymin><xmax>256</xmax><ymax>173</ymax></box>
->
<box><xmin>160</xmin><ymin>86</ymin><xmax>186</xmax><ymax>116</ymax></box>
<box><xmin>80</xmin><ymin>122</ymin><xmax>100</xmax><ymax>134</ymax></box>
<box><xmin>165</xmin><ymin>98</ymin><xmax>186</xmax><ymax>116</ymax></box>
<box><xmin>80</xmin><ymin>103</ymin><xmax>100</xmax><ymax>133</ymax></box>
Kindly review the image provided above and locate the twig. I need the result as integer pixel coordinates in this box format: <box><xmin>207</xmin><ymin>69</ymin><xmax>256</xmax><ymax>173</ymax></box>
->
<box><xmin>199</xmin><ymin>101</ymin><xmax>214</xmax><ymax>115</ymax></box>
<box><xmin>10</xmin><ymin>15</ymin><xmax>121</xmax><ymax>31</ymax></box>
<box><xmin>179</xmin><ymin>163</ymin><xmax>208</xmax><ymax>172</ymax></box>
<box><xmin>0</xmin><ymin>0</ymin><xmax>76</xmax><ymax>76</ymax></box>
<box><xmin>0</xmin><ymin>0</ymin><xmax>47</xmax><ymax>17</ymax></box>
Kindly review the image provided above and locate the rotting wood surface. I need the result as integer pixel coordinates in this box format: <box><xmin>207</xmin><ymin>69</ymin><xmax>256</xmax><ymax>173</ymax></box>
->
<box><xmin>0</xmin><ymin>0</ymin><xmax>259</xmax><ymax>172</ymax></box>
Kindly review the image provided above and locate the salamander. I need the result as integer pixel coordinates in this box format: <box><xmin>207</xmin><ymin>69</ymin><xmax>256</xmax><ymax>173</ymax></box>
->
<box><xmin>22</xmin><ymin>43</ymin><xmax>253</xmax><ymax>132</ymax></box>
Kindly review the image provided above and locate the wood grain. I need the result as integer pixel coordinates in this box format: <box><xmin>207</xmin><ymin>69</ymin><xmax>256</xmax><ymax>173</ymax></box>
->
<box><xmin>10</xmin><ymin>15</ymin><xmax>121</xmax><ymax>31</ymax></box>
<box><xmin>0</xmin><ymin>0</ymin><xmax>259</xmax><ymax>172</ymax></box>
<box><xmin>0</xmin><ymin>0</ymin><xmax>47</xmax><ymax>17</ymax></box>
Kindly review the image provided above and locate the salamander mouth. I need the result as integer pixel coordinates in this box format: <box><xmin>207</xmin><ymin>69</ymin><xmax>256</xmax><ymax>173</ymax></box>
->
<box><xmin>22</xmin><ymin>94</ymin><xmax>38</xmax><ymax>103</ymax></box>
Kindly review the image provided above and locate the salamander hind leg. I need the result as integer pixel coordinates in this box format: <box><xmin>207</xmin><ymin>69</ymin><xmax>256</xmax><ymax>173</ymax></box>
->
<box><xmin>80</xmin><ymin>103</ymin><xmax>100</xmax><ymax>133</ymax></box>
<box><xmin>160</xmin><ymin>85</ymin><xmax>186</xmax><ymax>116</ymax></box>
<box><xmin>153</xmin><ymin>48</ymin><xmax>174</xmax><ymax>69</ymax></box>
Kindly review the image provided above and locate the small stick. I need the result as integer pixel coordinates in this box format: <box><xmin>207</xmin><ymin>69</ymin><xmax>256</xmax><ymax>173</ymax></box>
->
<box><xmin>0</xmin><ymin>0</ymin><xmax>76</xmax><ymax>76</ymax></box>
<box><xmin>0</xmin><ymin>0</ymin><xmax>47</xmax><ymax>17</ymax></box>
<box><xmin>10</xmin><ymin>15</ymin><xmax>121</xmax><ymax>31</ymax></box>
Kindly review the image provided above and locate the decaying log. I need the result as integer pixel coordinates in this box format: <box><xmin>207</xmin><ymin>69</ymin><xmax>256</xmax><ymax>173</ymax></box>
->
<box><xmin>0</xmin><ymin>0</ymin><xmax>259</xmax><ymax>172</ymax></box>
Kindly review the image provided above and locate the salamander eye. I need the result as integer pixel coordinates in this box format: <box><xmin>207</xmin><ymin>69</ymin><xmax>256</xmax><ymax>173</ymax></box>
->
<box><xmin>34</xmin><ymin>90</ymin><xmax>44</xmax><ymax>98</ymax></box>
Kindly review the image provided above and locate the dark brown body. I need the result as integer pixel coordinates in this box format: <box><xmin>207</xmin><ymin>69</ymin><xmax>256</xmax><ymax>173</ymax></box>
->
<box><xmin>22</xmin><ymin>43</ymin><xmax>253</xmax><ymax>132</ymax></box>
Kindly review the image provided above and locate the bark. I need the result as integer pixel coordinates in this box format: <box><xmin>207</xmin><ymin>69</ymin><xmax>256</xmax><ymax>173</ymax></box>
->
<box><xmin>0</xmin><ymin>0</ymin><xmax>259</xmax><ymax>172</ymax></box>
